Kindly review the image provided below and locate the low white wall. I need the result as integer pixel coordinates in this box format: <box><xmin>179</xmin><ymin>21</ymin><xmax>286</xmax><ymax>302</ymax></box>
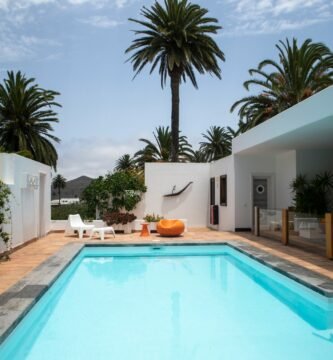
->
<box><xmin>140</xmin><ymin>163</ymin><xmax>210</xmax><ymax>227</ymax></box>
<box><xmin>210</xmin><ymin>155</ymin><xmax>235</xmax><ymax>231</ymax></box>
<box><xmin>51</xmin><ymin>220</ymin><xmax>104</xmax><ymax>232</ymax></box>
<box><xmin>0</xmin><ymin>154</ymin><xmax>51</xmax><ymax>252</ymax></box>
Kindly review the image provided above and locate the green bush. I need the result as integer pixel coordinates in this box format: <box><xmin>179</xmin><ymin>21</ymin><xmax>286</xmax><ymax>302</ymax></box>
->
<box><xmin>291</xmin><ymin>171</ymin><xmax>333</xmax><ymax>215</ymax></box>
<box><xmin>82</xmin><ymin>170</ymin><xmax>147</xmax><ymax>216</ymax></box>
<box><xmin>51</xmin><ymin>203</ymin><xmax>94</xmax><ymax>220</ymax></box>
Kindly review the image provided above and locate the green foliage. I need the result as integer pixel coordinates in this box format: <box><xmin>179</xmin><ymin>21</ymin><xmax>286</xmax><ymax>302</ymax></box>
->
<box><xmin>144</xmin><ymin>213</ymin><xmax>163</xmax><ymax>222</ymax></box>
<box><xmin>82</xmin><ymin>176</ymin><xmax>110</xmax><ymax>216</ymax></box>
<box><xmin>188</xmin><ymin>149</ymin><xmax>209</xmax><ymax>163</ymax></box>
<box><xmin>16</xmin><ymin>149</ymin><xmax>33</xmax><ymax>159</ymax></box>
<box><xmin>0</xmin><ymin>180</ymin><xmax>11</xmax><ymax>256</ymax></box>
<box><xmin>199</xmin><ymin>126</ymin><xmax>233</xmax><ymax>161</ymax></box>
<box><xmin>126</xmin><ymin>0</ymin><xmax>225</xmax><ymax>88</ymax></box>
<box><xmin>82</xmin><ymin>171</ymin><xmax>146</xmax><ymax>216</ymax></box>
<box><xmin>0</xmin><ymin>71</ymin><xmax>61</xmax><ymax>169</ymax></box>
<box><xmin>51</xmin><ymin>203</ymin><xmax>94</xmax><ymax>220</ymax></box>
<box><xmin>114</xmin><ymin>154</ymin><xmax>136</xmax><ymax>172</ymax></box>
<box><xmin>231</xmin><ymin>38</ymin><xmax>333</xmax><ymax>132</ymax></box>
<box><xmin>105</xmin><ymin>171</ymin><xmax>147</xmax><ymax>212</ymax></box>
<box><xmin>134</xmin><ymin>126</ymin><xmax>193</xmax><ymax>167</ymax></box>
<box><xmin>52</xmin><ymin>174</ymin><xmax>66</xmax><ymax>205</ymax></box>
<box><xmin>291</xmin><ymin>171</ymin><xmax>333</xmax><ymax>216</ymax></box>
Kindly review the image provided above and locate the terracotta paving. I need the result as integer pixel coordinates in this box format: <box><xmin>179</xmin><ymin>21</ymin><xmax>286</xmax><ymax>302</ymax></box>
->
<box><xmin>0</xmin><ymin>229</ymin><xmax>333</xmax><ymax>294</ymax></box>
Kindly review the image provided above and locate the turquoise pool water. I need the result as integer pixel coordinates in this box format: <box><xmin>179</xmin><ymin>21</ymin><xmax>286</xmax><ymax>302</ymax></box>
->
<box><xmin>1</xmin><ymin>245</ymin><xmax>333</xmax><ymax>359</ymax></box>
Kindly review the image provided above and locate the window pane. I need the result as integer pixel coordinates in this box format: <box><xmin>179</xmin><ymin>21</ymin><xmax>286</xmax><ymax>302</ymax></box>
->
<box><xmin>220</xmin><ymin>175</ymin><xmax>227</xmax><ymax>206</ymax></box>
<box><xmin>210</xmin><ymin>178</ymin><xmax>215</xmax><ymax>205</ymax></box>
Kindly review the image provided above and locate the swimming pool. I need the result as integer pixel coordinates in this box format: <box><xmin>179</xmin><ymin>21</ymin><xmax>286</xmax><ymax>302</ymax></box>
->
<box><xmin>0</xmin><ymin>244</ymin><xmax>333</xmax><ymax>359</ymax></box>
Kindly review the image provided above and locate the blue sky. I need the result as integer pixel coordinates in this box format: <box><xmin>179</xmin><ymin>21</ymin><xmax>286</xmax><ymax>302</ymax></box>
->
<box><xmin>1</xmin><ymin>0</ymin><xmax>332</xmax><ymax>179</ymax></box>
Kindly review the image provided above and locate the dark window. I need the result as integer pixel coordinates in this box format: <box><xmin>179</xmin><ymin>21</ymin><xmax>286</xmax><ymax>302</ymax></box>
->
<box><xmin>210</xmin><ymin>178</ymin><xmax>215</xmax><ymax>205</ymax></box>
<box><xmin>220</xmin><ymin>175</ymin><xmax>227</xmax><ymax>206</ymax></box>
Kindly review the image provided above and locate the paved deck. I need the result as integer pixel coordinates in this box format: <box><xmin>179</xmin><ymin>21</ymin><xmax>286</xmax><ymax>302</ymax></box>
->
<box><xmin>1</xmin><ymin>229</ymin><xmax>333</xmax><ymax>294</ymax></box>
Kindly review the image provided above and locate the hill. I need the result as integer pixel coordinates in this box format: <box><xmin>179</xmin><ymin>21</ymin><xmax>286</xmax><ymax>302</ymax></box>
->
<box><xmin>51</xmin><ymin>175</ymin><xmax>93</xmax><ymax>200</ymax></box>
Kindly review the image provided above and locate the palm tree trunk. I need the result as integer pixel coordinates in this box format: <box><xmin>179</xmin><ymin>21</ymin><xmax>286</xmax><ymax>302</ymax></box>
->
<box><xmin>58</xmin><ymin>187</ymin><xmax>61</xmax><ymax>205</ymax></box>
<box><xmin>170</xmin><ymin>72</ymin><xmax>181</xmax><ymax>162</ymax></box>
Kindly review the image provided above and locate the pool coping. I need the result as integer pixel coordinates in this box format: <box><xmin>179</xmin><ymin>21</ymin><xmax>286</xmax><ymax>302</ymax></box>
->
<box><xmin>0</xmin><ymin>240</ymin><xmax>333</xmax><ymax>344</ymax></box>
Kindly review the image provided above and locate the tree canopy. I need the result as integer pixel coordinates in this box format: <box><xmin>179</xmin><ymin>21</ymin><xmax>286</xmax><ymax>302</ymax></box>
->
<box><xmin>0</xmin><ymin>71</ymin><xmax>61</xmax><ymax>169</ymax></box>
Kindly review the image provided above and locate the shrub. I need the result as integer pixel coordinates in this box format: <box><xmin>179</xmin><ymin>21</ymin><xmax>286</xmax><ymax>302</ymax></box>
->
<box><xmin>105</xmin><ymin>170</ymin><xmax>146</xmax><ymax>212</ymax></box>
<box><xmin>291</xmin><ymin>171</ymin><xmax>333</xmax><ymax>215</ymax></box>
<box><xmin>0</xmin><ymin>180</ymin><xmax>11</xmax><ymax>259</ymax></box>
<box><xmin>51</xmin><ymin>203</ymin><xmax>94</xmax><ymax>220</ymax></box>
<box><xmin>103</xmin><ymin>212</ymin><xmax>137</xmax><ymax>225</ymax></box>
<box><xmin>82</xmin><ymin>170</ymin><xmax>147</xmax><ymax>217</ymax></box>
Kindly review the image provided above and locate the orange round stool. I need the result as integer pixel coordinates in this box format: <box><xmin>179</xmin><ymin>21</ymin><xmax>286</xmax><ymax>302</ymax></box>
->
<box><xmin>156</xmin><ymin>219</ymin><xmax>185</xmax><ymax>237</ymax></box>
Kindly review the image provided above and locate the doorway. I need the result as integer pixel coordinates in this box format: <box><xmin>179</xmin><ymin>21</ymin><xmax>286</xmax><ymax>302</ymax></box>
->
<box><xmin>253</xmin><ymin>178</ymin><xmax>268</xmax><ymax>209</ymax></box>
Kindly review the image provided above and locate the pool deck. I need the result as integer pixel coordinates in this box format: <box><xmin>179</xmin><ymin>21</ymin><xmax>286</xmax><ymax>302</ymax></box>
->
<box><xmin>1</xmin><ymin>228</ymin><xmax>333</xmax><ymax>295</ymax></box>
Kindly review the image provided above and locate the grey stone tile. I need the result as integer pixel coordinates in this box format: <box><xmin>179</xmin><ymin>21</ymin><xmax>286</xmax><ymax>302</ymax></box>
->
<box><xmin>16</xmin><ymin>285</ymin><xmax>47</xmax><ymax>299</ymax></box>
<box><xmin>0</xmin><ymin>292</ymin><xmax>14</xmax><ymax>306</ymax></box>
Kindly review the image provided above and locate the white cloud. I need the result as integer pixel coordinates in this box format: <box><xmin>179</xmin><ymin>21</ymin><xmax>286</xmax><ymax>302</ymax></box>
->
<box><xmin>79</xmin><ymin>15</ymin><xmax>123</xmax><ymax>28</ymax></box>
<box><xmin>0</xmin><ymin>26</ymin><xmax>62</xmax><ymax>62</ymax></box>
<box><xmin>0</xmin><ymin>0</ymin><xmax>131</xmax><ymax>10</ymax></box>
<box><xmin>56</xmin><ymin>137</ymin><xmax>139</xmax><ymax>179</ymax></box>
<box><xmin>221</xmin><ymin>0</ymin><xmax>333</xmax><ymax>36</ymax></box>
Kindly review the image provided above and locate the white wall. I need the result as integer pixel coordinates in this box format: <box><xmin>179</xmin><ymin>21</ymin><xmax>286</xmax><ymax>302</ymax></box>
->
<box><xmin>0</xmin><ymin>154</ymin><xmax>51</xmax><ymax>252</ymax></box>
<box><xmin>139</xmin><ymin>163</ymin><xmax>210</xmax><ymax>227</ymax></box>
<box><xmin>275</xmin><ymin>150</ymin><xmax>297</xmax><ymax>209</ymax></box>
<box><xmin>210</xmin><ymin>155</ymin><xmax>235</xmax><ymax>231</ymax></box>
<box><xmin>234</xmin><ymin>154</ymin><xmax>276</xmax><ymax>229</ymax></box>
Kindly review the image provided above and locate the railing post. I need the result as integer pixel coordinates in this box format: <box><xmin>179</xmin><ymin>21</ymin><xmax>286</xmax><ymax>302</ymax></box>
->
<box><xmin>282</xmin><ymin>209</ymin><xmax>289</xmax><ymax>245</ymax></box>
<box><xmin>325</xmin><ymin>213</ymin><xmax>333</xmax><ymax>260</ymax></box>
<box><xmin>254</xmin><ymin>206</ymin><xmax>260</xmax><ymax>236</ymax></box>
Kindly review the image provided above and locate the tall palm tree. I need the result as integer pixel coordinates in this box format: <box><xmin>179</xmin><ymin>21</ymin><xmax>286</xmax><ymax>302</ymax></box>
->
<box><xmin>0</xmin><ymin>71</ymin><xmax>61</xmax><ymax>169</ymax></box>
<box><xmin>115</xmin><ymin>154</ymin><xmax>136</xmax><ymax>172</ymax></box>
<box><xmin>134</xmin><ymin>126</ymin><xmax>193</xmax><ymax>167</ymax></box>
<box><xmin>52</xmin><ymin>174</ymin><xmax>66</xmax><ymax>205</ymax></box>
<box><xmin>231</xmin><ymin>38</ymin><xmax>333</xmax><ymax>131</ymax></box>
<box><xmin>199</xmin><ymin>126</ymin><xmax>232</xmax><ymax>161</ymax></box>
<box><xmin>126</xmin><ymin>0</ymin><xmax>225</xmax><ymax>162</ymax></box>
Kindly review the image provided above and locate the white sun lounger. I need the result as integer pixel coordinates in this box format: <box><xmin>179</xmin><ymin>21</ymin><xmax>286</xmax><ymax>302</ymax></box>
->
<box><xmin>67</xmin><ymin>214</ymin><xmax>95</xmax><ymax>239</ymax></box>
<box><xmin>89</xmin><ymin>226</ymin><xmax>115</xmax><ymax>240</ymax></box>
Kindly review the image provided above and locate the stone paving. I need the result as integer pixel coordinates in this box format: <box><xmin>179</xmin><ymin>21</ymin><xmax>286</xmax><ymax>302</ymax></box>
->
<box><xmin>1</xmin><ymin>228</ymin><xmax>333</xmax><ymax>295</ymax></box>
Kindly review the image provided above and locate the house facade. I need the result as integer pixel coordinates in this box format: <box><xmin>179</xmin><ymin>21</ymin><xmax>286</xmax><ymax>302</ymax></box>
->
<box><xmin>140</xmin><ymin>86</ymin><xmax>333</xmax><ymax>231</ymax></box>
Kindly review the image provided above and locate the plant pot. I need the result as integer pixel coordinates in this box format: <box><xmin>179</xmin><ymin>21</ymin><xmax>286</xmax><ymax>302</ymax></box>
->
<box><xmin>149</xmin><ymin>222</ymin><xmax>157</xmax><ymax>232</ymax></box>
<box><xmin>124</xmin><ymin>223</ymin><xmax>132</xmax><ymax>234</ymax></box>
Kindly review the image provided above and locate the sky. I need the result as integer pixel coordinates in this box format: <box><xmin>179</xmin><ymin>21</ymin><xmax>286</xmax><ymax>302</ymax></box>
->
<box><xmin>0</xmin><ymin>0</ymin><xmax>332</xmax><ymax>180</ymax></box>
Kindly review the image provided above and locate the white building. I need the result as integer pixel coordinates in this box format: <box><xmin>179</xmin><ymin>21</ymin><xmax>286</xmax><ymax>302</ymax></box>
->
<box><xmin>51</xmin><ymin>198</ymin><xmax>80</xmax><ymax>206</ymax></box>
<box><xmin>139</xmin><ymin>86</ymin><xmax>333</xmax><ymax>231</ymax></box>
<box><xmin>0</xmin><ymin>154</ymin><xmax>51</xmax><ymax>252</ymax></box>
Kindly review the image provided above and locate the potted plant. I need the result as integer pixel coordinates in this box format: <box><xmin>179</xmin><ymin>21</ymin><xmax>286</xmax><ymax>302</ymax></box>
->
<box><xmin>291</xmin><ymin>171</ymin><xmax>333</xmax><ymax>216</ymax></box>
<box><xmin>143</xmin><ymin>213</ymin><xmax>163</xmax><ymax>232</ymax></box>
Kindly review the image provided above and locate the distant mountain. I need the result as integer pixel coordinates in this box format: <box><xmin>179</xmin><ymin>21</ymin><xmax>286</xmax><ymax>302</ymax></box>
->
<box><xmin>51</xmin><ymin>175</ymin><xmax>94</xmax><ymax>200</ymax></box>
